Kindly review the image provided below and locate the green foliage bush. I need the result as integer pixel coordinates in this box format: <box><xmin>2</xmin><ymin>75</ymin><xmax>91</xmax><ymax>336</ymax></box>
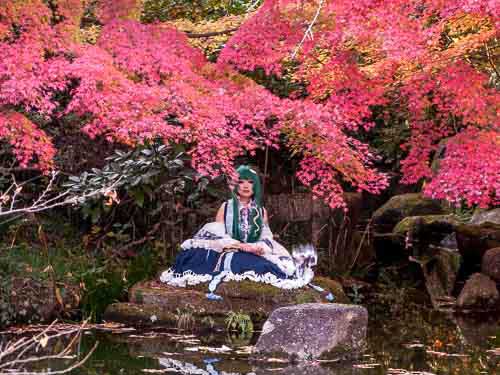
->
<box><xmin>142</xmin><ymin>0</ymin><xmax>260</xmax><ymax>23</ymax></box>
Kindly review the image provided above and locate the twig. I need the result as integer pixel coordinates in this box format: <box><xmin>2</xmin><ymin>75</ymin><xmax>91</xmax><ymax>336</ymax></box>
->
<box><xmin>484</xmin><ymin>42</ymin><xmax>500</xmax><ymax>78</ymax></box>
<box><xmin>185</xmin><ymin>27</ymin><xmax>239</xmax><ymax>38</ymax></box>
<box><xmin>348</xmin><ymin>219</ymin><xmax>372</xmax><ymax>273</ymax></box>
<box><xmin>0</xmin><ymin>321</ymin><xmax>96</xmax><ymax>375</ymax></box>
<box><xmin>115</xmin><ymin>221</ymin><xmax>163</xmax><ymax>254</ymax></box>
<box><xmin>0</xmin><ymin>342</ymin><xmax>98</xmax><ymax>375</ymax></box>
<box><xmin>291</xmin><ymin>0</ymin><xmax>325</xmax><ymax>59</ymax></box>
<box><xmin>0</xmin><ymin>174</ymin><xmax>123</xmax><ymax>219</ymax></box>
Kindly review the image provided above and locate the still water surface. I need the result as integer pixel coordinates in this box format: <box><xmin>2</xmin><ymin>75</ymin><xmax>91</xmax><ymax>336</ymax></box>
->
<box><xmin>61</xmin><ymin>302</ymin><xmax>500</xmax><ymax>375</ymax></box>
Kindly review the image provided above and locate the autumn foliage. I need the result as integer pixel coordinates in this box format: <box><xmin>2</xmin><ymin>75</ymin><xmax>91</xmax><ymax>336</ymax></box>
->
<box><xmin>0</xmin><ymin>0</ymin><xmax>498</xmax><ymax>208</ymax></box>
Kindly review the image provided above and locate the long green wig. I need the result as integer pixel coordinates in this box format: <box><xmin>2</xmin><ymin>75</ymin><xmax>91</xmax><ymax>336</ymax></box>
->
<box><xmin>231</xmin><ymin>165</ymin><xmax>263</xmax><ymax>243</ymax></box>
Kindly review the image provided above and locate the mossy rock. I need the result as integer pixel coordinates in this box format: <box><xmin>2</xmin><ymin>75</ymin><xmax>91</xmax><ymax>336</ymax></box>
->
<box><xmin>456</xmin><ymin>222</ymin><xmax>500</xmax><ymax>265</ymax></box>
<box><xmin>393</xmin><ymin>215</ymin><xmax>461</xmax><ymax>236</ymax></box>
<box><xmin>104</xmin><ymin>277</ymin><xmax>348</xmax><ymax>328</ymax></box>
<box><xmin>104</xmin><ymin>303</ymin><xmax>178</xmax><ymax>326</ymax></box>
<box><xmin>372</xmin><ymin>193</ymin><xmax>446</xmax><ymax>233</ymax></box>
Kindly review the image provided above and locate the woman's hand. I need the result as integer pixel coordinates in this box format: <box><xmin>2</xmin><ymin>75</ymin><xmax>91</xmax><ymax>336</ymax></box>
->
<box><xmin>238</xmin><ymin>243</ymin><xmax>264</xmax><ymax>256</ymax></box>
<box><xmin>223</xmin><ymin>241</ymin><xmax>264</xmax><ymax>255</ymax></box>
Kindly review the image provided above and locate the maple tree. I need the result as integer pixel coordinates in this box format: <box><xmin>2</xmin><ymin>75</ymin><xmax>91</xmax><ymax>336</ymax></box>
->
<box><xmin>0</xmin><ymin>0</ymin><xmax>498</xmax><ymax>209</ymax></box>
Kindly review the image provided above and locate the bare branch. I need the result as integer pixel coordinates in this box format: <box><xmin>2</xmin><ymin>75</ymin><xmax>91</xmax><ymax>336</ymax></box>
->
<box><xmin>0</xmin><ymin>321</ymin><xmax>97</xmax><ymax>375</ymax></box>
<box><xmin>291</xmin><ymin>0</ymin><xmax>325</xmax><ymax>60</ymax></box>
<box><xmin>185</xmin><ymin>27</ymin><xmax>239</xmax><ymax>38</ymax></box>
<box><xmin>0</xmin><ymin>172</ymin><xmax>124</xmax><ymax>219</ymax></box>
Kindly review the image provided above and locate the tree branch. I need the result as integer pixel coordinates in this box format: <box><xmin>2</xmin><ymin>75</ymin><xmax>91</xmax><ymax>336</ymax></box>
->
<box><xmin>184</xmin><ymin>27</ymin><xmax>239</xmax><ymax>38</ymax></box>
<box><xmin>291</xmin><ymin>0</ymin><xmax>325</xmax><ymax>59</ymax></box>
<box><xmin>0</xmin><ymin>171</ymin><xmax>123</xmax><ymax>220</ymax></box>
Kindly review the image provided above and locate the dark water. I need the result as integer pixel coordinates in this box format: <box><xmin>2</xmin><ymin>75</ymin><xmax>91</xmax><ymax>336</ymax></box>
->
<box><xmin>10</xmin><ymin>302</ymin><xmax>499</xmax><ymax>375</ymax></box>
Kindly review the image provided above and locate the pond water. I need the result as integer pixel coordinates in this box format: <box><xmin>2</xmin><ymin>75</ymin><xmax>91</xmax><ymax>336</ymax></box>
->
<box><xmin>15</xmin><ymin>300</ymin><xmax>498</xmax><ymax>375</ymax></box>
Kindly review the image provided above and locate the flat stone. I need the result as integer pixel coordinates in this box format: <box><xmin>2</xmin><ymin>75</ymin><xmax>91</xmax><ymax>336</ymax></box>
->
<box><xmin>104</xmin><ymin>277</ymin><xmax>348</xmax><ymax>328</ymax></box>
<box><xmin>254</xmin><ymin>303</ymin><xmax>367</xmax><ymax>361</ymax></box>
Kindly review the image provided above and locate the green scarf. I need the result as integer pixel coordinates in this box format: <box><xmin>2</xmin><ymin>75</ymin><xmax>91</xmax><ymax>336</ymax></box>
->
<box><xmin>231</xmin><ymin>165</ymin><xmax>263</xmax><ymax>243</ymax></box>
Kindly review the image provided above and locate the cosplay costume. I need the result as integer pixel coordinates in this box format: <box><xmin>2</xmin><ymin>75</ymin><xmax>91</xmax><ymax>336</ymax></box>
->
<box><xmin>159</xmin><ymin>166</ymin><xmax>315</xmax><ymax>295</ymax></box>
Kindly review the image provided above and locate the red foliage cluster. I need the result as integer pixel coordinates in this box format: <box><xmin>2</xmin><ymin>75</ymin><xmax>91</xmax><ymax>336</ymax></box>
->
<box><xmin>0</xmin><ymin>0</ymin><xmax>498</xmax><ymax>207</ymax></box>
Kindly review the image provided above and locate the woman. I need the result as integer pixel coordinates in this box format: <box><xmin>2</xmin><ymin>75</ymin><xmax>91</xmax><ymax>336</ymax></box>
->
<box><xmin>160</xmin><ymin>165</ymin><xmax>314</xmax><ymax>295</ymax></box>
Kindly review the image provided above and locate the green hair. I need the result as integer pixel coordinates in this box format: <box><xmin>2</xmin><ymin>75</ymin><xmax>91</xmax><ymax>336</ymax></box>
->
<box><xmin>231</xmin><ymin>165</ymin><xmax>263</xmax><ymax>243</ymax></box>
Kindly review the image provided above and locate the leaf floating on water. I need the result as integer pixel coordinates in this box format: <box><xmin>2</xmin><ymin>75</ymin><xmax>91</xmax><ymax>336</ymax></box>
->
<box><xmin>425</xmin><ymin>350</ymin><xmax>469</xmax><ymax>358</ymax></box>
<box><xmin>266</xmin><ymin>358</ymin><xmax>288</xmax><ymax>363</ymax></box>
<box><xmin>190</xmin><ymin>345</ymin><xmax>233</xmax><ymax>354</ymax></box>
<box><xmin>388</xmin><ymin>369</ymin><xmax>436</xmax><ymax>375</ymax></box>
<box><xmin>403</xmin><ymin>343</ymin><xmax>424</xmax><ymax>349</ymax></box>
<box><xmin>176</xmin><ymin>339</ymin><xmax>201</xmax><ymax>344</ymax></box>
<box><xmin>353</xmin><ymin>363</ymin><xmax>381</xmax><ymax>368</ymax></box>
<box><xmin>486</xmin><ymin>348</ymin><xmax>500</xmax><ymax>355</ymax></box>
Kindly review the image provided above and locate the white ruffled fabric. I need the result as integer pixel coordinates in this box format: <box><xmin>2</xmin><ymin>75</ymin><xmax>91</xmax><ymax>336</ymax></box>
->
<box><xmin>159</xmin><ymin>267</ymin><xmax>313</xmax><ymax>290</ymax></box>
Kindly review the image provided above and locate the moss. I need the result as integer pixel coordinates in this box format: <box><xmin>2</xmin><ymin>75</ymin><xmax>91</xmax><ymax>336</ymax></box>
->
<box><xmin>314</xmin><ymin>277</ymin><xmax>349</xmax><ymax>303</ymax></box>
<box><xmin>372</xmin><ymin>193</ymin><xmax>447</xmax><ymax>231</ymax></box>
<box><xmin>393</xmin><ymin>215</ymin><xmax>460</xmax><ymax>235</ymax></box>
<box><xmin>104</xmin><ymin>303</ymin><xmax>178</xmax><ymax>326</ymax></box>
<box><xmin>294</xmin><ymin>292</ymin><xmax>317</xmax><ymax>304</ymax></box>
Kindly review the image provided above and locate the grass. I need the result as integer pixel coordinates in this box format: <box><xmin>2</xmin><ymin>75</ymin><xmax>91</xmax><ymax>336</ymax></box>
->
<box><xmin>0</xmin><ymin>216</ymin><xmax>163</xmax><ymax>324</ymax></box>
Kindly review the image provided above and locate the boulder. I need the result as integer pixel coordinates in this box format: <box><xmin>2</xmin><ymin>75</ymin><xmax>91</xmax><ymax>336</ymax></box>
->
<box><xmin>103</xmin><ymin>277</ymin><xmax>348</xmax><ymax>328</ymax></box>
<box><xmin>372</xmin><ymin>193</ymin><xmax>445</xmax><ymax>233</ymax></box>
<box><xmin>454</xmin><ymin>315</ymin><xmax>500</xmax><ymax>346</ymax></box>
<box><xmin>470</xmin><ymin>208</ymin><xmax>500</xmax><ymax>225</ymax></box>
<box><xmin>456</xmin><ymin>273</ymin><xmax>499</xmax><ymax>310</ymax></box>
<box><xmin>410</xmin><ymin>247</ymin><xmax>461</xmax><ymax>310</ymax></box>
<box><xmin>482</xmin><ymin>247</ymin><xmax>500</xmax><ymax>283</ymax></box>
<box><xmin>392</xmin><ymin>215</ymin><xmax>460</xmax><ymax>237</ymax></box>
<box><xmin>254</xmin><ymin>303</ymin><xmax>367</xmax><ymax>361</ymax></box>
<box><xmin>456</xmin><ymin>223</ymin><xmax>500</xmax><ymax>267</ymax></box>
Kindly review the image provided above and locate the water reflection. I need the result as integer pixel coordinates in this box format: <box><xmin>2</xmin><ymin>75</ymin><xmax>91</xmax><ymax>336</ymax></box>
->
<box><xmin>157</xmin><ymin>357</ymin><xmax>340</xmax><ymax>375</ymax></box>
<box><xmin>38</xmin><ymin>304</ymin><xmax>500</xmax><ymax>375</ymax></box>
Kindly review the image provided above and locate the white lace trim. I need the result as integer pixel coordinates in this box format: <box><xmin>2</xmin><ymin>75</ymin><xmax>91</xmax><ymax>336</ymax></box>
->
<box><xmin>159</xmin><ymin>268</ymin><xmax>313</xmax><ymax>290</ymax></box>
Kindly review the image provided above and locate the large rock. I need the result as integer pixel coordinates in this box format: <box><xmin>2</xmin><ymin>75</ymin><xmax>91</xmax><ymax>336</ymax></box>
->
<box><xmin>103</xmin><ymin>277</ymin><xmax>348</xmax><ymax>328</ymax></box>
<box><xmin>456</xmin><ymin>273</ymin><xmax>499</xmax><ymax>310</ymax></box>
<box><xmin>470</xmin><ymin>208</ymin><xmax>500</xmax><ymax>225</ymax></box>
<box><xmin>482</xmin><ymin>247</ymin><xmax>500</xmax><ymax>283</ymax></box>
<box><xmin>254</xmin><ymin>303</ymin><xmax>367</xmax><ymax>361</ymax></box>
<box><xmin>393</xmin><ymin>215</ymin><xmax>460</xmax><ymax>237</ymax></box>
<box><xmin>410</xmin><ymin>247</ymin><xmax>461</xmax><ymax>310</ymax></box>
<box><xmin>372</xmin><ymin>193</ymin><xmax>445</xmax><ymax>233</ymax></box>
<box><xmin>456</xmin><ymin>223</ymin><xmax>500</xmax><ymax>267</ymax></box>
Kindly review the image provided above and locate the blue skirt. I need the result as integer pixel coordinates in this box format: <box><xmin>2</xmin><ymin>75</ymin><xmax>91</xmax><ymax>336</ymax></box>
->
<box><xmin>173</xmin><ymin>248</ymin><xmax>287</xmax><ymax>279</ymax></box>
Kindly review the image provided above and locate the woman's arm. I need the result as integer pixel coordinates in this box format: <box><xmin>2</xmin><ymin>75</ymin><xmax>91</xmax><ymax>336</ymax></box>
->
<box><xmin>263</xmin><ymin>207</ymin><xmax>269</xmax><ymax>224</ymax></box>
<box><xmin>215</xmin><ymin>202</ymin><xmax>225</xmax><ymax>223</ymax></box>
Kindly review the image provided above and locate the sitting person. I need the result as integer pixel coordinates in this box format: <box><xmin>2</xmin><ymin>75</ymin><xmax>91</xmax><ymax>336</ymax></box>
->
<box><xmin>160</xmin><ymin>165</ymin><xmax>316</xmax><ymax>295</ymax></box>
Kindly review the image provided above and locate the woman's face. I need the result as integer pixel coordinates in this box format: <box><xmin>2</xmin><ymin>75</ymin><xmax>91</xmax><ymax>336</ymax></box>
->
<box><xmin>237</xmin><ymin>178</ymin><xmax>254</xmax><ymax>200</ymax></box>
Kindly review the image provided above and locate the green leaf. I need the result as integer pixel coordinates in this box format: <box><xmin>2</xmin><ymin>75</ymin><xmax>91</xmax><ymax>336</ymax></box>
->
<box><xmin>133</xmin><ymin>190</ymin><xmax>145</xmax><ymax>208</ymax></box>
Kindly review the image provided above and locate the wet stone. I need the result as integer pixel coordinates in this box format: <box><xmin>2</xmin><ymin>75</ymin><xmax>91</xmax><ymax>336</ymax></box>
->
<box><xmin>456</xmin><ymin>273</ymin><xmax>499</xmax><ymax>311</ymax></box>
<box><xmin>103</xmin><ymin>277</ymin><xmax>348</xmax><ymax>329</ymax></box>
<box><xmin>254</xmin><ymin>303</ymin><xmax>367</xmax><ymax>361</ymax></box>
